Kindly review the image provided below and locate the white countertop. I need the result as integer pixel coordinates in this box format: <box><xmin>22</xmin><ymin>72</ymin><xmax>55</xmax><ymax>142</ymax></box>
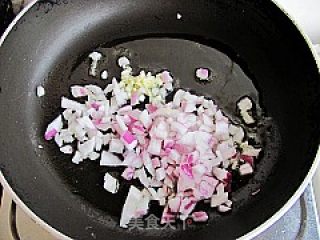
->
<box><xmin>274</xmin><ymin>0</ymin><xmax>320</xmax><ymax>44</ymax></box>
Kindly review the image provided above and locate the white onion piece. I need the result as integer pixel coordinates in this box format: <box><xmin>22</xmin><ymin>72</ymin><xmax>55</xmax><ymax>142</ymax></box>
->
<box><xmin>237</xmin><ymin>97</ymin><xmax>253</xmax><ymax>112</ymax></box>
<box><xmin>241</xmin><ymin>111</ymin><xmax>255</xmax><ymax>125</ymax></box>
<box><xmin>178</xmin><ymin>132</ymin><xmax>196</xmax><ymax>146</ymax></box>
<box><xmin>101</xmin><ymin>70</ymin><xmax>108</xmax><ymax>80</ymax></box>
<box><xmin>241</xmin><ymin>142</ymin><xmax>261</xmax><ymax>157</ymax></box>
<box><xmin>60</xmin><ymin>145</ymin><xmax>73</xmax><ymax>154</ymax></box>
<box><xmin>116</xmin><ymin>115</ymin><xmax>128</xmax><ymax>132</ymax></box>
<box><xmin>72</xmin><ymin>151</ymin><xmax>83</xmax><ymax>165</ymax></box>
<box><xmin>86</xmin><ymin>85</ymin><xmax>105</xmax><ymax>98</ymax></box>
<box><xmin>211</xmin><ymin>192</ymin><xmax>229</xmax><ymax>208</ymax></box>
<box><xmin>77</xmin><ymin>116</ymin><xmax>96</xmax><ymax>130</ymax></box>
<box><xmin>215</xmin><ymin>120</ymin><xmax>229</xmax><ymax>139</ymax></box>
<box><xmin>135</xmin><ymin>168</ymin><xmax>150</xmax><ymax>188</ymax></box>
<box><xmin>100</xmin><ymin>151</ymin><xmax>123</xmax><ymax>166</ymax></box>
<box><xmin>45</xmin><ymin>115</ymin><xmax>63</xmax><ymax>141</ymax></box>
<box><xmin>109</xmin><ymin>139</ymin><xmax>124</xmax><ymax>154</ymax></box>
<box><xmin>173</xmin><ymin>90</ymin><xmax>185</xmax><ymax>107</ymax></box>
<box><xmin>89</xmin><ymin>152</ymin><xmax>100</xmax><ymax>161</ymax></box>
<box><xmin>217</xmin><ymin>205</ymin><xmax>232</xmax><ymax>213</ymax></box>
<box><xmin>36</xmin><ymin>86</ymin><xmax>45</xmax><ymax>97</ymax></box>
<box><xmin>104</xmin><ymin>83</ymin><xmax>113</xmax><ymax>94</ymax></box>
<box><xmin>62</xmin><ymin>109</ymin><xmax>73</xmax><ymax>121</ymax></box>
<box><xmin>159</xmin><ymin>198</ymin><xmax>167</xmax><ymax>206</ymax></box>
<box><xmin>54</xmin><ymin>134</ymin><xmax>63</xmax><ymax>147</ymax></box>
<box><xmin>184</xmin><ymin>92</ymin><xmax>198</xmax><ymax>103</ymax></box>
<box><xmin>135</xmin><ymin>194</ymin><xmax>150</xmax><ymax>218</ymax></box>
<box><xmin>139</xmin><ymin>110</ymin><xmax>151</xmax><ymax>128</ymax></box>
<box><xmin>60</xmin><ymin>129</ymin><xmax>74</xmax><ymax>143</ymax></box>
<box><xmin>153</xmin><ymin>121</ymin><xmax>169</xmax><ymax>140</ymax></box>
<box><xmin>120</xmin><ymin>186</ymin><xmax>143</xmax><ymax>228</ymax></box>
<box><xmin>156</xmin><ymin>167</ymin><xmax>166</xmax><ymax>181</ymax></box>
<box><xmin>196</xmin><ymin>68</ymin><xmax>210</xmax><ymax>81</ymax></box>
<box><xmin>95</xmin><ymin>135</ymin><xmax>103</xmax><ymax>151</ymax></box>
<box><xmin>122</xmin><ymin>152</ymin><xmax>143</xmax><ymax>168</ymax></box>
<box><xmin>122</xmin><ymin>167</ymin><xmax>135</xmax><ymax>181</ymax></box>
<box><xmin>229</xmin><ymin>125</ymin><xmax>245</xmax><ymax>143</ymax></box>
<box><xmin>142</xmin><ymin>152</ymin><xmax>156</xmax><ymax>176</ymax></box>
<box><xmin>61</xmin><ymin>97</ymin><xmax>86</xmax><ymax>111</ymax></box>
<box><xmin>104</xmin><ymin>173</ymin><xmax>119</xmax><ymax>194</ymax></box>
<box><xmin>148</xmin><ymin>138</ymin><xmax>162</xmax><ymax>156</ymax></box>
<box><xmin>71</xmin><ymin>86</ymin><xmax>88</xmax><ymax>98</ymax></box>
<box><xmin>102</xmin><ymin>134</ymin><xmax>112</xmax><ymax>145</ymax></box>
<box><xmin>225</xmin><ymin>200</ymin><xmax>233</xmax><ymax>208</ymax></box>
<box><xmin>88</xmin><ymin>52</ymin><xmax>102</xmax><ymax>77</ymax></box>
<box><xmin>217</xmin><ymin>142</ymin><xmax>236</xmax><ymax>160</ymax></box>
<box><xmin>118</xmin><ymin>56</ymin><xmax>130</xmax><ymax>69</ymax></box>
<box><xmin>237</xmin><ymin>97</ymin><xmax>255</xmax><ymax>124</ymax></box>
<box><xmin>170</xmin><ymin>121</ymin><xmax>188</xmax><ymax>136</ymax></box>
<box><xmin>216</xmin><ymin>183</ymin><xmax>225</xmax><ymax>195</ymax></box>
<box><xmin>184</xmin><ymin>102</ymin><xmax>196</xmax><ymax>113</ymax></box>
<box><xmin>239</xmin><ymin>163</ymin><xmax>254</xmax><ymax>176</ymax></box>
<box><xmin>78</xmin><ymin>138</ymin><xmax>95</xmax><ymax>157</ymax></box>
<box><xmin>147</xmin><ymin>188</ymin><xmax>159</xmax><ymax>200</ymax></box>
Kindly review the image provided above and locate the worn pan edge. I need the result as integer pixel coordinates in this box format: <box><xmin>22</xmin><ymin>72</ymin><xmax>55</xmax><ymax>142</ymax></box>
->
<box><xmin>239</xmin><ymin>0</ymin><xmax>320</xmax><ymax>239</ymax></box>
<box><xmin>0</xmin><ymin>0</ymin><xmax>319</xmax><ymax>240</ymax></box>
<box><xmin>239</xmin><ymin>1</ymin><xmax>320</xmax><ymax>239</ymax></box>
<box><xmin>0</xmin><ymin>2</ymin><xmax>72</xmax><ymax>240</ymax></box>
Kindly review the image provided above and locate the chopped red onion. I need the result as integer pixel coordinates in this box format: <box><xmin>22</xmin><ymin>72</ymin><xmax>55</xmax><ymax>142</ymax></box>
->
<box><xmin>45</xmin><ymin>115</ymin><xmax>63</xmax><ymax>140</ymax></box>
<box><xmin>71</xmin><ymin>86</ymin><xmax>88</xmax><ymax>98</ymax></box>
<box><xmin>122</xmin><ymin>167</ymin><xmax>135</xmax><ymax>181</ymax></box>
<box><xmin>192</xmin><ymin>211</ymin><xmax>209</xmax><ymax>222</ymax></box>
<box><xmin>44</xmin><ymin>58</ymin><xmax>263</xmax><ymax>228</ymax></box>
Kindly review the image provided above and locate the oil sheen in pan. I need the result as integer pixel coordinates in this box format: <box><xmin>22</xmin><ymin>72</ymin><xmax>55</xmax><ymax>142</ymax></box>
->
<box><xmin>43</xmin><ymin>38</ymin><xmax>280</xmax><ymax>226</ymax></box>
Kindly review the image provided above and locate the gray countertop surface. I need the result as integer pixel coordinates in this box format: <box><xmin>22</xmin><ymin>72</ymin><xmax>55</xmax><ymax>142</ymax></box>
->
<box><xmin>255</xmin><ymin>184</ymin><xmax>320</xmax><ymax>240</ymax></box>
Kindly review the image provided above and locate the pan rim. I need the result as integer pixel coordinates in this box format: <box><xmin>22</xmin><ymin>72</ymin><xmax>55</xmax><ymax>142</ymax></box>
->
<box><xmin>0</xmin><ymin>0</ymin><xmax>319</xmax><ymax>239</ymax></box>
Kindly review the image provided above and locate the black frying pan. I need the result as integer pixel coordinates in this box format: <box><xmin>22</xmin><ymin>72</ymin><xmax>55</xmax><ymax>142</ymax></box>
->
<box><xmin>0</xmin><ymin>0</ymin><xmax>319</xmax><ymax>239</ymax></box>
<box><xmin>0</xmin><ymin>0</ymin><xmax>14</xmax><ymax>34</ymax></box>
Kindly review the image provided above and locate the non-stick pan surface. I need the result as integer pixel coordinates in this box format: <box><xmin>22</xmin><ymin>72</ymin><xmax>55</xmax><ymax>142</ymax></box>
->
<box><xmin>0</xmin><ymin>0</ymin><xmax>319</xmax><ymax>239</ymax></box>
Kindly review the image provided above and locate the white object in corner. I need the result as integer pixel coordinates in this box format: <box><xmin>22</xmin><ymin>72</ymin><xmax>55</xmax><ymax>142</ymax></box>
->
<box><xmin>273</xmin><ymin>0</ymin><xmax>320</xmax><ymax>44</ymax></box>
<box><xmin>314</xmin><ymin>44</ymin><xmax>320</xmax><ymax>56</ymax></box>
